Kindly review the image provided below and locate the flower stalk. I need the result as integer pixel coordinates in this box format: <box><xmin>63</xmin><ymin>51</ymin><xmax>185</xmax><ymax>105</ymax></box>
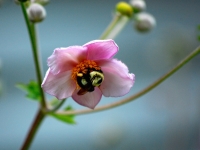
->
<box><xmin>20</xmin><ymin>2</ymin><xmax>46</xmax><ymax>150</ymax></box>
<box><xmin>100</xmin><ymin>1</ymin><xmax>133</xmax><ymax>39</ymax></box>
<box><xmin>20</xmin><ymin>2</ymin><xmax>46</xmax><ymax>108</ymax></box>
<box><xmin>100</xmin><ymin>13</ymin><xmax>130</xmax><ymax>40</ymax></box>
<box><xmin>54</xmin><ymin>45</ymin><xmax>200</xmax><ymax>116</ymax></box>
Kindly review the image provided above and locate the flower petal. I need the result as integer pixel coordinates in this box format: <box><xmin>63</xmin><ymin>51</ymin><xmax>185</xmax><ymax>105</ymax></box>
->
<box><xmin>98</xmin><ymin>59</ymin><xmax>135</xmax><ymax>97</ymax></box>
<box><xmin>48</xmin><ymin>46</ymin><xmax>87</xmax><ymax>75</ymax></box>
<box><xmin>72</xmin><ymin>87</ymin><xmax>102</xmax><ymax>109</ymax></box>
<box><xmin>41</xmin><ymin>69</ymin><xmax>76</xmax><ymax>100</ymax></box>
<box><xmin>83</xmin><ymin>39</ymin><xmax>118</xmax><ymax>60</ymax></box>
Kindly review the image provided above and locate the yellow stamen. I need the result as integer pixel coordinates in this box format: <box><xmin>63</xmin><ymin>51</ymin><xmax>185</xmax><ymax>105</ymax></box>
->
<box><xmin>77</xmin><ymin>73</ymin><xmax>83</xmax><ymax>77</ymax></box>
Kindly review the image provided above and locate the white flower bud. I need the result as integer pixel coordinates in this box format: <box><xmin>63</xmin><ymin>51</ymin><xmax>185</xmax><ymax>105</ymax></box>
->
<box><xmin>129</xmin><ymin>0</ymin><xmax>146</xmax><ymax>13</ymax></box>
<box><xmin>134</xmin><ymin>12</ymin><xmax>156</xmax><ymax>32</ymax></box>
<box><xmin>27</xmin><ymin>3</ymin><xmax>46</xmax><ymax>23</ymax></box>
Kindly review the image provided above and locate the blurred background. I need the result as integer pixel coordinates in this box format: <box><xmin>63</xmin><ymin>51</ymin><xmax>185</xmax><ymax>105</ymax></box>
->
<box><xmin>0</xmin><ymin>0</ymin><xmax>200</xmax><ymax>149</ymax></box>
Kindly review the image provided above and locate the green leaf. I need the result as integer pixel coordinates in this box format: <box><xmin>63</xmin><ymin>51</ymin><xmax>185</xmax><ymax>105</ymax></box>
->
<box><xmin>16</xmin><ymin>80</ymin><xmax>41</xmax><ymax>101</ymax></box>
<box><xmin>50</xmin><ymin>105</ymin><xmax>76</xmax><ymax>124</ymax></box>
<box><xmin>64</xmin><ymin>105</ymin><xmax>73</xmax><ymax>111</ymax></box>
<box><xmin>50</xmin><ymin>113</ymin><xmax>76</xmax><ymax>124</ymax></box>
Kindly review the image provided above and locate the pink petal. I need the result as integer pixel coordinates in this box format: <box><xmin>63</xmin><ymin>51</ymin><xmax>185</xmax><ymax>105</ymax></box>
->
<box><xmin>48</xmin><ymin>46</ymin><xmax>87</xmax><ymax>75</ymax></box>
<box><xmin>83</xmin><ymin>39</ymin><xmax>118</xmax><ymax>60</ymax></box>
<box><xmin>98</xmin><ymin>59</ymin><xmax>135</xmax><ymax>97</ymax></box>
<box><xmin>41</xmin><ymin>69</ymin><xmax>76</xmax><ymax>100</ymax></box>
<box><xmin>72</xmin><ymin>87</ymin><xmax>102</xmax><ymax>109</ymax></box>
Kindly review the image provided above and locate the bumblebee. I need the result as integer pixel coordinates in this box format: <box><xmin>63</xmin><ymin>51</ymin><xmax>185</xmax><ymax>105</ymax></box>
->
<box><xmin>77</xmin><ymin>70</ymin><xmax>104</xmax><ymax>95</ymax></box>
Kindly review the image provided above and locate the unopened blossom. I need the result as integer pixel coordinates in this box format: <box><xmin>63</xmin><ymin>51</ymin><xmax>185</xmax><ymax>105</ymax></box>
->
<box><xmin>129</xmin><ymin>0</ymin><xmax>146</xmax><ymax>13</ymax></box>
<box><xmin>42</xmin><ymin>39</ymin><xmax>135</xmax><ymax>109</ymax></box>
<box><xmin>134</xmin><ymin>12</ymin><xmax>156</xmax><ymax>32</ymax></box>
<box><xmin>116</xmin><ymin>1</ymin><xmax>133</xmax><ymax>17</ymax></box>
<box><xmin>27</xmin><ymin>3</ymin><xmax>46</xmax><ymax>23</ymax></box>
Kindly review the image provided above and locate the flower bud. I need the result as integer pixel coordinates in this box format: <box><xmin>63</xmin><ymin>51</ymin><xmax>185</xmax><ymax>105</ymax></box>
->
<box><xmin>134</xmin><ymin>12</ymin><xmax>156</xmax><ymax>32</ymax></box>
<box><xmin>116</xmin><ymin>1</ymin><xmax>133</xmax><ymax>17</ymax></box>
<box><xmin>129</xmin><ymin>0</ymin><xmax>146</xmax><ymax>13</ymax></box>
<box><xmin>27</xmin><ymin>3</ymin><xmax>46</xmax><ymax>23</ymax></box>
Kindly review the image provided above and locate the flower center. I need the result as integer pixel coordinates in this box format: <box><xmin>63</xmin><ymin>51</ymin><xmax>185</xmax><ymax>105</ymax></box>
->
<box><xmin>71</xmin><ymin>60</ymin><xmax>104</xmax><ymax>95</ymax></box>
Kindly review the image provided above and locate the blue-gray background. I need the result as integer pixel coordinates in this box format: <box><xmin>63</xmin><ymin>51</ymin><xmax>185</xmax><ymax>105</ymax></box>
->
<box><xmin>0</xmin><ymin>0</ymin><xmax>200</xmax><ymax>149</ymax></box>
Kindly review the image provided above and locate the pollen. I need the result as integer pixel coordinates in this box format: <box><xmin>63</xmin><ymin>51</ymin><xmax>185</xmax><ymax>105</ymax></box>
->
<box><xmin>71</xmin><ymin>60</ymin><xmax>101</xmax><ymax>87</ymax></box>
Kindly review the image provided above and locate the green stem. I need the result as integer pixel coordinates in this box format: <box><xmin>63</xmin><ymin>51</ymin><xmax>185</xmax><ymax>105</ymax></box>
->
<box><xmin>55</xmin><ymin>45</ymin><xmax>200</xmax><ymax>115</ymax></box>
<box><xmin>47</xmin><ymin>99</ymin><xmax>67</xmax><ymax>113</ymax></box>
<box><xmin>100</xmin><ymin>13</ymin><xmax>130</xmax><ymax>40</ymax></box>
<box><xmin>21</xmin><ymin>109</ymin><xmax>45</xmax><ymax>150</ymax></box>
<box><xmin>20</xmin><ymin>2</ymin><xmax>46</xmax><ymax>108</ymax></box>
<box><xmin>30</xmin><ymin>24</ymin><xmax>46</xmax><ymax>108</ymax></box>
<box><xmin>20</xmin><ymin>2</ymin><xmax>47</xmax><ymax>150</ymax></box>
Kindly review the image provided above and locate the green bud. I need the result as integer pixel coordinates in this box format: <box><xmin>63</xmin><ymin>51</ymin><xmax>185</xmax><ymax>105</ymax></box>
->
<box><xmin>116</xmin><ymin>1</ymin><xmax>133</xmax><ymax>17</ymax></box>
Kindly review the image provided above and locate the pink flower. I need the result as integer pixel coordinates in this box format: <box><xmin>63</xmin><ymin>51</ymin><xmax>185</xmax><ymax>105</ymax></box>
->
<box><xmin>42</xmin><ymin>39</ymin><xmax>135</xmax><ymax>109</ymax></box>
